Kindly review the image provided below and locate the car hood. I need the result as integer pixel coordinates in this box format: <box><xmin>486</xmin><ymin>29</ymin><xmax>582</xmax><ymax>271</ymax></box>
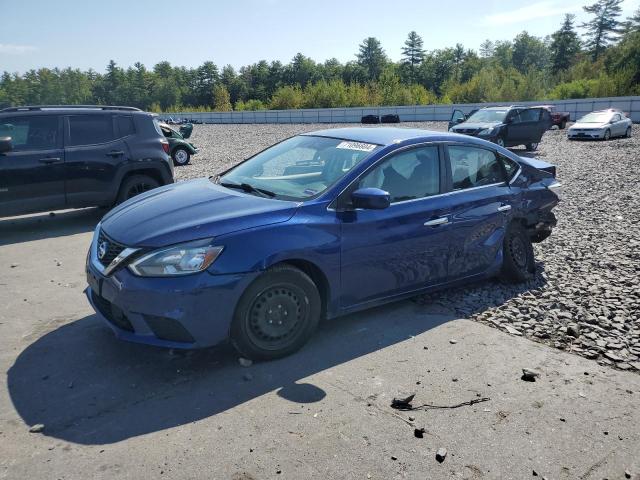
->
<box><xmin>451</xmin><ymin>121</ymin><xmax>501</xmax><ymax>131</ymax></box>
<box><xmin>570</xmin><ymin>122</ymin><xmax>606</xmax><ymax>129</ymax></box>
<box><xmin>101</xmin><ymin>178</ymin><xmax>299</xmax><ymax>247</ymax></box>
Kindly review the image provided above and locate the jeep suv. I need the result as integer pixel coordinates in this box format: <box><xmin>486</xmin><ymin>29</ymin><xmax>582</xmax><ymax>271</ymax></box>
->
<box><xmin>0</xmin><ymin>105</ymin><xmax>174</xmax><ymax>218</ymax></box>
<box><xmin>449</xmin><ymin>105</ymin><xmax>552</xmax><ymax>151</ymax></box>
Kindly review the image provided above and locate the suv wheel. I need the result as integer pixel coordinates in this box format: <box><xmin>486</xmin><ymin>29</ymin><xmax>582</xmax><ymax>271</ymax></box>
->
<box><xmin>172</xmin><ymin>147</ymin><xmax>190</xmax><ymax>166</ymax></box>
<box><xmin>231</xmin><ymin>265</ymin><xmax>321</xmax><ymax>360</ymax></box>
<box><xmin>500</xmin><ymin>222</ymin><xmax>535</xmax><ymax>283</ymax></box>
<box><xmin>559</xmin><ymin>120</ymin><xmax>567</xmax><ymax>130</ymax></box>
<box><xmin>525</xmin><ymin>142</ymin><xmax>539</xmax><ymax>151</ymax></box>
<box><xmin>603</xmin><ymin>129</ymin><xmax>611</xmax><ymax>140</ymax></box>
<box><xmin>116</xmin><ymin>175</ymin><xmax>160</xmax><ymax>204</ymax></box>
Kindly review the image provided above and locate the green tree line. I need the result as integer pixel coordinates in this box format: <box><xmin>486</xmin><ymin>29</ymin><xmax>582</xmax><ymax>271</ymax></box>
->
<box><xmin>1</xmin><ymin>0</ymin><xmax>639</xmax><ymax>112</ymax></box>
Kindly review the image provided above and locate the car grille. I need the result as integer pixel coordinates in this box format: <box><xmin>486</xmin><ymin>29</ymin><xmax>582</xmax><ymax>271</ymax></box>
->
<box><xmin>457</xmin><ymin>128</ymin><xmax>479</xmax><ymax>135</ymax></box>
<box><xmin>97</xmin><ymin>229</ymin><xmax>127</xmax><ymax>267</ymax></box>
<box><xmin>91</xmin><ymin>291</ymin><xmax>134</xmax><ymax>332</ymax></box>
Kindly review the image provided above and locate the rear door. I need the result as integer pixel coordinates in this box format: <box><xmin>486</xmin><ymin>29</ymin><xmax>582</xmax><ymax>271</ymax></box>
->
<box><xmin>339</xmin><ymin>144</ymin><xmax>451</xmax><ymax>307</ymax></box>
<box><xmin>519</xmin><ymin>107</ymin><xmax>545</xmax><ymax>144</ymax></box>
<box><xmin>64</xmin><ymin>114</ymin><xmax>131</xmax><ymax>207</ymax></box>
<box><xmin>443</xmin><ymin>144</ymin><xmax>515</xmax><ymax>279</ymax></box>
<box><xmin>0</xmin><ymin>115</ymin><xmax>65</xmax><ymax>216</ymax></box>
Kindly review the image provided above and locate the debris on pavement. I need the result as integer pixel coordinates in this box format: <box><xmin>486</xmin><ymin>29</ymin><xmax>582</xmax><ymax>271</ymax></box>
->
<box><xmin>391</xmin><ymin>393</ymin><xmax>415</xmax><ymax>409</ymax></box>
<box><xmin>414</xmin><ymin>427</ymin><xmax>426</xmax><ymax>438</ymax></box>
<box><xmin>238</xmin><ymin>357</ymin><xmax>253</xmax><ymax>367</ymax></box>
<box><xmin>391</xmin><ymin>395</ymin><xmax>490</xmax><ymax>411</ymax></box>
<box><xmin>28</xmin><ymin>424</ymin><xmax>45</xmax><ymax>433</ymax></box>
<box><xmin>521</xmin><ymin>368</ymin><xmax>541</xmax><ymax>382</ymax></box>
<box><xmin>435</xmin><ymin>447</ymin><xmax>447</xmax><ymax>463</ymax></box>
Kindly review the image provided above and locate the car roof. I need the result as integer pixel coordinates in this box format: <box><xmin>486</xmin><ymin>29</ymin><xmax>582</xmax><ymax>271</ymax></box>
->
<box><xmin>0</xmin><ymin>105</ymin><xmax>146</xmax><ymax>116</ymax></box>
<box><xmin>302</xmin><ymin>127</ymin><xmax>485</xmax><ymax>147</ymax></box>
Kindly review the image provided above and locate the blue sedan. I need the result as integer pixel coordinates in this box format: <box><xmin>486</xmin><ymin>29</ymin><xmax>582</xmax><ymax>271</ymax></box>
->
<box><xmin>85</xmin><ymin>127</ymin><xmax>560</xmax><ymax>359</ymax></box>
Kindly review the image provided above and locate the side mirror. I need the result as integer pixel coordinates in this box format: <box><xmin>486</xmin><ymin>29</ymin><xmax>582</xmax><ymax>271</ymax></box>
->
<box><xmin>351</xmin><ymin>187</ymin><xmax>391</xmax><ymax>210</ymax></box>
<box><xmin>0</xmin><ymin>137</ymin><xmax>12</xmax><ymax>154</ymax></box>
<box><xmin>455</xmin><ymin>117</ymin><xmax>465</xmax><ymax>124</ymax></box>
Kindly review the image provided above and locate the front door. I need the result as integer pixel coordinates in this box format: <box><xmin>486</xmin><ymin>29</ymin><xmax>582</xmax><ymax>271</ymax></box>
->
<box><xmin>339</xmin><ymin>144</ymin><xmax>451</xmax><ymax>307</ymax></box>
<box><xmin>449</xmin><ymin>109</ymin><xmax>466</xmax><ymax>129</ymax></box>
<box><xmin>0</xmin><ymin>115</ymin><xmax>65</xmax><ymax>217</ymax></box>
<box><xmin>444</xmin><ymin>144</ymin><xmax>514</xmax><ymax>279</ymax></box>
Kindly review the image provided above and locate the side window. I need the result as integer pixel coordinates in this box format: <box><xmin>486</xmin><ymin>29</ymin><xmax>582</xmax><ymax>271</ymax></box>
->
<box><xmin>359</xmin><ymin>146</ymin><xmax>440</xmax><ymax>203</ymax></box>
<box><xmin>448</xmin><ymin>146</ymin><xmax>505</xmax><ymax>190</ymax></box>
<box><xmin>500</xmin><ymin>156</ymin><xmax>520</xmax><ymax>182</ymax></box>
<box><xmin>613</xmin><ymin>114</ymin><xmax>621</xmax><ymax>122</ymax></box>
<box><xmin>508</xmin><ymin>110</ymin><xmax>522</xmax><ymax>124</ymax></box>
<box><xmin>68</xmin><ymin>115</ymin><xmax>114</xmax><ymax>146</ymax></box>
<box><xmin>0</xmin><ymin>116</ymin><xmax>59</xmax><ymax>151</ymax></box>
<box><xmin>520</xmin><ymin>108</ymin><xmax>541</xmax><ymax>122</ymax></box>
<box><xmin>115</xmin><ymin>115</ymin><xmax>135</xmax><ymax>137</ymax></box>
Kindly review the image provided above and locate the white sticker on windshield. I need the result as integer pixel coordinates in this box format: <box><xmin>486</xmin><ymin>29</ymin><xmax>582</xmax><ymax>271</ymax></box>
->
<box><xmin>336</xmin><ymin>141</ymin><xmax>377</xmax><ymax>152</ymax></box>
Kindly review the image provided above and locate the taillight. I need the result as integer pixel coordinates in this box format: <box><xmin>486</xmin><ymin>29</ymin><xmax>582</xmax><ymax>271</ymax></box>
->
<box><xmin>161</xmin><ymin>139</ymin><xmax>170</xmax><ymax>154</ymax></box>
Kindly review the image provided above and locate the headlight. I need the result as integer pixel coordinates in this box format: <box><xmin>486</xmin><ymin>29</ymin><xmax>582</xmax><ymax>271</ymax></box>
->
<box><xmin>128</xmin><ymin>239</ymin><xmax>223</xmax><ymax>277</ymax></box>
<box><xmin>478</xmin><ymin>128</ymin><xmax>495</xmax><ymax>135</ymax></box>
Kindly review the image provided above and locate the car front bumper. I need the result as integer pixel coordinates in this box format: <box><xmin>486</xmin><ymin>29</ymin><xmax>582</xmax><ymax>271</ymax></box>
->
<box><xmin>85</xmin><ymin>248</ymin><xmax>258</xmax><ymax>349</ymax></box>
<box><xmin>567</xmin><ymin>129</ymin><xmax>605</xmax><ymax>139</ymax></box>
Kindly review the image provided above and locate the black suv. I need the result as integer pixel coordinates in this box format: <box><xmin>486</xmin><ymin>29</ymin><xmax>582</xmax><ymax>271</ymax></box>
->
<box><xmin>0</xmin><ymin>105</ymin><xmax>174</xmax><ymax>217</ymax></box>
<box><xmin>449</xmin><ymin>105</ymin><xmax>552</xmax><ymax>151</ymax></box>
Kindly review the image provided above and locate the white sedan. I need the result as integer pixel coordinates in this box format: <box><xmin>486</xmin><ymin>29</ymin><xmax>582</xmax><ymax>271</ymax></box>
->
<box><xmin>567</xmin><ymin>110</ymin><xmax>632</xmax><ymax>140</ymax></box>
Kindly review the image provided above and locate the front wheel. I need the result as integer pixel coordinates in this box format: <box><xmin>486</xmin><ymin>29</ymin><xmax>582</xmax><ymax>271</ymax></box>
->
<box><xmin>500</xmin><ymin>222</ymin><xmax>535</xmax><ymax>283</ymax></box>
<box><xmin>625</xmin><ymin>127</ymin><xmax>632</xmax><ymax>138</ymax></box>
<box><xmin>172</xmin><ymin>147</ymin><xmax>190</xmax><ymax>166</ymax></box>
<box><xmin>525</xmin><ymin>142</ymin><xmax>539</xmax><ymax>151</ymax></box>
<box><xmin>231</xmin><ymin>265</ymin><xmax>321</xmax><ymax>360</ymax></box>
<box><xmin>495</xmin><ymin>137</ymin><xmax>505</xmax><ymax>148</ymax></box>
<box><xmin>603</xmin><ymin>129</ymin><xmax>611</xmax><ymax>141</ymax></box>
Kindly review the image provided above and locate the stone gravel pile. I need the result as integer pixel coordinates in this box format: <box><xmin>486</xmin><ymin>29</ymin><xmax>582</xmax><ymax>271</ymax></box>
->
<box><xmin>175</xmin><ymin>122</ymin><xmax>640</xmax><ymax>372</ymax></box>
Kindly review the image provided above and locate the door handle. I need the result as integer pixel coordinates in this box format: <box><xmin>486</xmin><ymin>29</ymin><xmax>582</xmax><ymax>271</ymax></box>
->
<box><xmin>38</xmin><ymin>157</ymin><xmax>62</xmax><ymax>164</ymax></box>
<box><xmin>424</xmin><ymin>216</ymin><xmax>449</xmax><ymax>227</ymax></box>
<box><xmin>106</xmin><ymin>150</ymin><xmax>125</xmax><ymax>157</ymax></box>
<box><xmin>497</xmin><ymin>204</ymin><xmax>512</xmax><ymax>212</ymax></box>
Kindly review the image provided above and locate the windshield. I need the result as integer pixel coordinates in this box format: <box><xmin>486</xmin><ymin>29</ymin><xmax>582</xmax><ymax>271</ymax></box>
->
<box><xmin>466</xmin><ymin>109</ymin><xmax>508</xmax><ymax>123</ymax></box>
<box><xmin>577</xmin><ymin>112</ymin><xmax>612</xmax><ymax>123</ymax></box>
<box><xmin>218</xmin><ymin>135</ymin><xmax>378</xmax><ymax>200</ymax></box>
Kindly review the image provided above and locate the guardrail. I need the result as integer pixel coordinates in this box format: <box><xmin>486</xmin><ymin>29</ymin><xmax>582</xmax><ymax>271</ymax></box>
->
<box><xmin>165</xmin><ymin>96</ymin><xmax>640</xmax><ymax>124</ymax></box>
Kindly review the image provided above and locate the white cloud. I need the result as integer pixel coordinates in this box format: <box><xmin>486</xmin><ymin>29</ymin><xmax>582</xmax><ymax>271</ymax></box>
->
<box><xmin>483</xmin><ymin>1</ymin><xmax>583</xmax><ymax>26</ymax></box>
<box><xmin>0</xmin><ymin>44</ymin><xmax>37</xmax><ymax>55</ymax></box>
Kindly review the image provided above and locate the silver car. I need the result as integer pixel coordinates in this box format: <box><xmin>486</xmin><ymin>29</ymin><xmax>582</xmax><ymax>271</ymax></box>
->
<box><xmin>567</xmin><ymin>109</ymin><xmax>633</xmax><ymax>140</ymax></box>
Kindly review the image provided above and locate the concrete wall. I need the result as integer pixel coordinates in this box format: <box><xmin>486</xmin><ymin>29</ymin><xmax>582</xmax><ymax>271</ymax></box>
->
<box><xmin>165</xmin><ymin>96</ymin><xmax>640</xmax><ymax>124</ymax></box>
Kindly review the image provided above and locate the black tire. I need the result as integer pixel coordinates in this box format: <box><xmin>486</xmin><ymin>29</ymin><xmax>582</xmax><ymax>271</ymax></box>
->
<box><xmin>172</xmin><ymin>147</ymin><xmax>190</xmax><ymax>166</ymax></box>
<box><xmin>603</xmin><ymin>129</ymin><xmax>611</xmax><ymax>141</ymax></box>
<box><xmin>116</xmin><ymin>174</ymin><xmax>160</xmax><ymax>204</ymax></box>
<box><xmin>495</xmin><ymin>136</ymin><xmax>505</xmax><ymax>148</ymax></box>
<box><xmin>559</xmin><ymin>119</ymin><xmax>567</xmax><ymax>130</ymax></box>
<box><xmin>500</xmin><ymin>222</ymin><xmax>535</xmax><ymax>283</ymax></box>
<box><xmin>525</xmin><ymin>142</ymin><xmax>539</xmax><ymax>151</ymax></box>
<box><xmin>625</xmin><ymin>127</ymin><xmax>632</xmax><ymax>138</ymax></box>
<box><xmin>231</xmin><ymin>265</ymin><xmax>321</xmax><ymax>360</ymax></box>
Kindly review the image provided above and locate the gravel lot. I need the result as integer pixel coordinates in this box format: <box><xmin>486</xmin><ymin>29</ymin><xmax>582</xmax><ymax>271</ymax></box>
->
<box><xmin>178</xmin><ymin>122</ymin><xmax>640</xmax><ymax>372</ymax></box>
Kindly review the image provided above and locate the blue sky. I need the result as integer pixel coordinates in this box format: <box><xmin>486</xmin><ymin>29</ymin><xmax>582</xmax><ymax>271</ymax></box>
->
<box><xmin>1</xmin><ymin>0</ymin><xmax>639</xmax><ymax>73</ymax></box>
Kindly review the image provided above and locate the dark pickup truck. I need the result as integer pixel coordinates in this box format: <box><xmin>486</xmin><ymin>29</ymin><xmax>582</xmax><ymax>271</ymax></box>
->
<box><xmin>536</xmin><ymin>105</ymin><xmax>571</xmax><ymax>129</ymax></box>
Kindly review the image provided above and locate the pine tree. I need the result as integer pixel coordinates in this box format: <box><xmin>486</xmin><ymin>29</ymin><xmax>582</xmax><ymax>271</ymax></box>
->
<box><xmin>479</xmin><ymin>39</ymin><xmax>495</xmax><ymax>58</ymax></box>
<box><xmin>550</xmin><ymin>14</ymin><xmax>582</xmax><ymax>73</ymax></box>
<box><xmin>357</xmin><ymin>37</ymin><xmax>387</xmax><ymax>81</ymax></box>
<box><xmin>622</xmin><ymin>7</ymin><xmax>640</xmax><ymax>33</ymax></box>
<box><xmin>581</xmin><ymin>0</ymin><xmax>624</xmax><ymax>60</ymax></box>
<box><xmin>401</xmin><ymin>31</ymin><xmax>425</xmax><ymax>81</ymax></box>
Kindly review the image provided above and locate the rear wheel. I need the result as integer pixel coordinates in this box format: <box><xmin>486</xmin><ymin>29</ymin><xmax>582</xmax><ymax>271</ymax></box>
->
<box><xmin>603</xmin><ymin>129</ymin><xmax>611</xmax><ymax>141</ymax></box>
<box><xmin>525</xmin><ymin>142</ymin><xmax>539</xmax><ymax>151</ymax></box>
<box><xmin>172</xmin><ymin>147</ymin><xmax>190</xmax><ymax>166</ymax></box>
<box><xmin>500</xmin><ymin>222</ymin><xmax>535</xmax><ymax>283</ymax></box>
<box><xmin>116</xmin><ymin>174</ymin><xmax>159</xmax><ymax>204</ymax></box>
<box><xmin>231</xmin><ymin>265</ymin><xmax>321</xmax><ymax>360</ymax></box>
<box><xmin>559</xmin><ymin>119</ymin><xmax>567</xmax><ymax>130</ymax></box>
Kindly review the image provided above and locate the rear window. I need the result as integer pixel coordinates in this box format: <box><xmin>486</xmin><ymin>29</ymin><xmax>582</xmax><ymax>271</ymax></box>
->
<box><xmin>0</xmin><ymin>115</ymin><xmax>59</xmax><ymax>150</ymax></box>
<box><xmin>116</xmin><ymin>115</ymin><xmax>135</xmax><ymax>137</ymax></box>
<box><xmin>68</xmin><ymin>115</ymin><xmax>114</xmax><ymax>146</ymax></box>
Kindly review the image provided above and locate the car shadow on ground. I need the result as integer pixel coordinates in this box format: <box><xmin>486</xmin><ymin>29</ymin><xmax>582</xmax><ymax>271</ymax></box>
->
<box><xmin>0</xmin><ymin>208</ymin><xmax>103</xmax><ymax>247</ymax></box>
<box><xmin>8</xmin><ymin>266</ymin><xmax>546</xmax><ymax>446</ymax></box>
